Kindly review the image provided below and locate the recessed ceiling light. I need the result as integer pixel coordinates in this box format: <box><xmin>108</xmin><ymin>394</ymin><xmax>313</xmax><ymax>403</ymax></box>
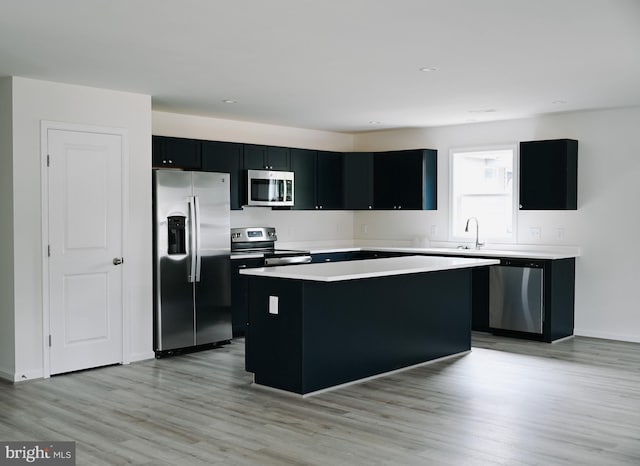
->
<box><xmin>369</xmin><ymin>120</ymin><xmax>382</xmax><ymax>125</ymax></box>
<box><xmin>419</xmin><ymin>67</ymin><xmax>438</xmax><ymax>72</ymax></box>
<box><xmin>468</xmin><ymin>109</ymin><xmax>496</xmax><ymax>113</ymax></box>
<box><xmin>222</xmin><ymin>99</ymin><xmax>237</xmax><ymax>104</ymax></box>
<box><xmin>552</xmin><ymin>100</ymin><xmax>568</xmax><ymax>104</ymax></box>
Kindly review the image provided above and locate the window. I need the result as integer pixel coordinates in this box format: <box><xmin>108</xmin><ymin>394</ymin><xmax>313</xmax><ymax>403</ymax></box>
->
<box><xmin>450</xmin><ymin>146</ymin><xmax>516</xmax><ymax>242</ymax></box>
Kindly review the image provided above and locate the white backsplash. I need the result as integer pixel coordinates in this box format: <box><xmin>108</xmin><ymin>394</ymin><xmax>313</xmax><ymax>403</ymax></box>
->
<box><xmin>231</xmin><ymin>207</ymin><xmax>355</xmax><ymax>245</ymax></box>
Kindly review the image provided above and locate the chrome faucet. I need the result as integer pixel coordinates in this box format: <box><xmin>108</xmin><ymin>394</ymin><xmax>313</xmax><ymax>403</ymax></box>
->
<box><xmin>464</xmin><ymin>217</ymin><xmax>484</xmax><ymax>249</ymax></box>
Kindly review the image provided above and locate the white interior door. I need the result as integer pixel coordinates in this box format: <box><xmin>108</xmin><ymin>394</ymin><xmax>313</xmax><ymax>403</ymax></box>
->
<box><xmin>47</xmin><ymin>128</ymin><xmax>124</xmax><ymax>375</ymax></box>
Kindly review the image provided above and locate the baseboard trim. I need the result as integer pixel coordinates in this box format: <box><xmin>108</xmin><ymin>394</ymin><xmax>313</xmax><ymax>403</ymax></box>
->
<box><xmin>574</xmin><ymin>328</ymin><xmax>640</xmax><ymax>344</ymax></box>
<box><xmin>0</xmin><ymin>367</ymin><xmax>14</xmax><ymax>382</ymax></box>
<box><xmin>128</xmin><ymin>351</ymin><xmax>155</xmax><ymax>363</ymax></box>
<box><xmin>1</xmin><ymin>368</ymin><xmax>45</xmax><ymax>383</ymax></box>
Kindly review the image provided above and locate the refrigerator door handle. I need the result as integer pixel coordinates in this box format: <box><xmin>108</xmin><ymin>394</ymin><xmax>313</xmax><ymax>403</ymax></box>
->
<box><xmin>194</xmin><ymin>195</ymin><xmax>202</xmax><ymax>282</ymax></box>
<box><xmin>187</xmin><ymin>196</ymin><xmax>197</xmax><ymax>283</ymax></box>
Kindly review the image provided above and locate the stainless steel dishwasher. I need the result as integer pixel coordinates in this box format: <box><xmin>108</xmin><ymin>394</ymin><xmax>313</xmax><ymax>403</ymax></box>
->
<box><xmin>489</xmin><ymin>259</ymin><xmax>544</xmax><ymax>334</ymax></box>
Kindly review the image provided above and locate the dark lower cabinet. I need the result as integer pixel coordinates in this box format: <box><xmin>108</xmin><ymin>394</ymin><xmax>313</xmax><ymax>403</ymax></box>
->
<box><xmin>152</xmin><ymin>136</ymin><xmax>201</xmax><ymax>169</ymax></box>
<box><xmin>519</xmin><ymin>139</ymin><xmax>578</xmax><ymax>210</ymax></box>
<box><xmin>542</xmin><ymin>258</ymin><xmax>576</xmax><ymax>342</ymax></box>
<box><xmin>201</xmin><ymin>141</ymin><xmax>244</xmax><ymax>210</ymax></box>
<box><xmin>246</xmin><ymin>269</ymin><xmax>473</xmax><ymax>394</ymax></box>
<box><xmin>417</xmin><ymin>253</ymin><xmax>575</xmax><ymax>342</ymax></box>
<box><xmin>230</xmin><ymin>258</ymin><xmax>263</xmax><ymax>339</ymax></box>
<box><xmin>471</xmin><ymin>267</ymin><xmax>490</xmax><ymax>332</ymax></box>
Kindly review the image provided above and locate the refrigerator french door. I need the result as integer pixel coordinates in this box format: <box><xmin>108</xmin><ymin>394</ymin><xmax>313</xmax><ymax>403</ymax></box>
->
<box><xmin>153</xmin><ymin>170</ymin><xmax>232</xmax><ymax>355</ymax></box>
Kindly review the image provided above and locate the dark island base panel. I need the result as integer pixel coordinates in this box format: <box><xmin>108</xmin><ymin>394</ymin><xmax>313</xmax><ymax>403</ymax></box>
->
<box><xmin>247</xmin><ymin>269</ymin><xmax>473</xmax><ymax>395</ymax></box>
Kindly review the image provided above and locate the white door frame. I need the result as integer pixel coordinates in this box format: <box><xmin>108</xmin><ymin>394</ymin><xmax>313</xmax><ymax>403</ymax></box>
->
<box><xmin>40</xmin><ymin>120</ymin><xmax>130</xmax><ymax>378</ymax></box>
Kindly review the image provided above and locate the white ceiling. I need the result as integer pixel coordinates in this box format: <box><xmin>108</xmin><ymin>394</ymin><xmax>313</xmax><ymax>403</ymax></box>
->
<box><xmin>1</xmin><ymin>0</ymin><xmax>639</xmax><ymax>133</ymax></box>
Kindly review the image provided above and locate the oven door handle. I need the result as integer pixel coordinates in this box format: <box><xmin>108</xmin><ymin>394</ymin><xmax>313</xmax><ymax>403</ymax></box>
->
<box><xmin>264</xmin><ymin>255</ymin><xmax>312</xmax><ymax>266</ymax></box>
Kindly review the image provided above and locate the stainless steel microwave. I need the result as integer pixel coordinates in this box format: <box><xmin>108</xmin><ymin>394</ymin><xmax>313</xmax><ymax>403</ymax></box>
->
<box><xmin>246</xmin><ymin>170</ymin><xmax>294</xmax><ymax>207</ymax></box>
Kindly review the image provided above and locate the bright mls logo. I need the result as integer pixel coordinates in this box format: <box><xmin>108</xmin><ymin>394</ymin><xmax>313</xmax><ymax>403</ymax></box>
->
<box><xmin>0</xmin><ymin>442</ymin><xmax>75</xmax><ymax>465</ymax></box>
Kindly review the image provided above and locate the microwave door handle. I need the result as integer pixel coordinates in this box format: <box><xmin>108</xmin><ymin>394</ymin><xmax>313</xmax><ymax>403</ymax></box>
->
<box><xmin>270</xmin><ymin>179</ymin><xmax>276</xmax><ymax>202</ymax></box>
<box><xmin>187</xmin><ymin>196</ymin><xmax>197</xmax><ymax>283</ymax></box>
<box><xmin>194</xmin><ymin>195</ymin><xmax>202</xmax><ymax>282</ymax></box>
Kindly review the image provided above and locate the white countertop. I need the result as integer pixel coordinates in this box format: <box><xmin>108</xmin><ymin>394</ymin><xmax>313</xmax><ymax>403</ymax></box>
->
<box><xmin>362</xmin><ymin>247</ymin><xmax>577</xmax><ymax>260</ymax></box>
<box><xmin>305</xmin><ymin>246</ymin><xmax>579</xmax><ymax>260</ymax></box>
<box><xmin>239</xmin><ymin>255</ymin><xmax>499</xmax><ymax>282</ymax></box>
<box><xmin>231</xmin><ymin>243</ymin><xmax>580</xmax><ymax>261</ymax></box>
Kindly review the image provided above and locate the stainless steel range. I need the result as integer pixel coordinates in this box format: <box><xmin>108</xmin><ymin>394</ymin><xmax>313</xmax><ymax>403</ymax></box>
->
<box><xmin>231</xmin><ymin>227</ymin><xmax>312</xmax><ymax>266</ymax></box>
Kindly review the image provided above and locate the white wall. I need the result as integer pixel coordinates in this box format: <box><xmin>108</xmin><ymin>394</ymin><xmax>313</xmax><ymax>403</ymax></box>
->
<box><xmin>10</xmin><ymin>77</ymin><xmax>153</xmax><ymax>381</ymax></box>
<box><xmin>153</xmin><ymin>111</ymin><xmax>354</xmax><ymax>151</ymax></box>
<box><xmin>153</xmin><ymin>111</ymin><xmax>356</xmax><ymax>247</ymax></box>
<box><xmin>353</xmin><ymin>107</ymin><xmax>640</xmax><ymax>342</ymax></box>
<box><xmin>0</xmin><ymin>77</ymin><xmax>16</xmax><ymax>379</ymax></box>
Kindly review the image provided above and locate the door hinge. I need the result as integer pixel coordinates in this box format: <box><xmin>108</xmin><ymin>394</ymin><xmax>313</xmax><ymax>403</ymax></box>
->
<box><xmin>47</xmin><ymin>154</ymin><xmax>50</xmax><ymax>167</ymax></box>
<box><xmin>48</xmin><ymin>245</ymin><xmax>51</xmax><ymax>257</ymax></box>
<box><xmin>48</xmin><ymin>335</ymin><xmax>52</xmax><ymax>347</ymax></box>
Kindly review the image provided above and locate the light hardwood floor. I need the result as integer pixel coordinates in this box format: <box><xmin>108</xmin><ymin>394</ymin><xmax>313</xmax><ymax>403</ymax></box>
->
<box><xmin>1</xmin><ymin>334</ymin><xmax>639</xmax><ymax>465</ymax></box>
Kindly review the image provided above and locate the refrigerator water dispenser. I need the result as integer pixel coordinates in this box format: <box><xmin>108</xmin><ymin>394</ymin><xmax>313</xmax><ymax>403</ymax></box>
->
<box><xmin>167</xmin><ymin>215</ymin><xmax>187</xmax><ymax>255</ymax></box>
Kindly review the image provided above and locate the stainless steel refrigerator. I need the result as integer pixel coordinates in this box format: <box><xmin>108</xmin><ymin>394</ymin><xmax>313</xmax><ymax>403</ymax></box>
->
<box><xmin>153</xmin><ymin>170</ymin><xmax>232</xmax><ymax>356</ymax></box>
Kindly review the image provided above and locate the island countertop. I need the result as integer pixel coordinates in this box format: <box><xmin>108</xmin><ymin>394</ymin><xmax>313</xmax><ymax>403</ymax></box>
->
<box><xmin>239</xmin><ymin>255</ymin><xmax>499</xmax><ymax>282</ymax></box>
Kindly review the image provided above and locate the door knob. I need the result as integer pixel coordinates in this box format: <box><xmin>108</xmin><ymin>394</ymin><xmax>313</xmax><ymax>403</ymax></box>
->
<box><xmin>113</xmin><ymin>257</ymin><xmax>124</xmax><ymax>265</ymax></box>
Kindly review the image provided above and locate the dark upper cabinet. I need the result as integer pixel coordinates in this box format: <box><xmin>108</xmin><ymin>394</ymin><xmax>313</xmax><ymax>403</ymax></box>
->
<box><xmin>520</xmin><ymin>139</ymin><xmax>578</xmax><ymax>210</ymax></box>
<box><xmin>152</xmin><ymin>136</ymin><xmax>201</xmax><ymax>169</ymax></box>
<box><xmin>343</xmin><ymin>152</ymin><xmax>374</xmax><ymax>210</ymax></box>
<box><xmin>373</xmin><ymin>149</ymin><xmax>437</xmax><ymax>210</ymax></box>
<box><xmin>201</xmin><ymin>141</ymin><xmax>244</xmax><ymax>210</ymax></box>
<box><xmin>289</xmin><ymin>148</ymin><xmax>317</xmax><ymax>210</ymax></box>
<box><xmin>151</xmin><ymin>137</ymin><xmax>437</xmax><ymax>212</ymax></box>
<box><xmin>243</xmin><ymin>144</ymin><xmax>290</xmax><ymax>171</ymax></box>
<box><xmin>289</xmin><ymin>149</ymin><xmax>344</xmax><ymax>210</ymax></box>
<box><xmin>316</xmin><ymin>151</ymin><xmax>343</xmax><ymax>210</ymax></box>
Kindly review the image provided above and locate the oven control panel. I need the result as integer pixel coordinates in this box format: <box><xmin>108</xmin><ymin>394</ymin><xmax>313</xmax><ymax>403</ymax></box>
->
<box><xmin>231</xmin><ymin>227</ymin><xmax>277</xmax><ymax>243</ymax></box>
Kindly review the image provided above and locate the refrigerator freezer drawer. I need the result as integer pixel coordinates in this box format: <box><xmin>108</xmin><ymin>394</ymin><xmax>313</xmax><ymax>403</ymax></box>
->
<box><xmin>489</xmin><ymin>265</ymin><xmax>544</xmax><ymax>334</ymax></box>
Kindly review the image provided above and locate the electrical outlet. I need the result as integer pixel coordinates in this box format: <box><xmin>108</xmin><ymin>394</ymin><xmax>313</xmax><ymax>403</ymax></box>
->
<box><xmin>269</xmin><ymin>296</ymin><xmax>279</xmax><ymax>315</ymax></box>
<box><xmin>556</xmin><ymin>228</ymin><xmax>565</xmax><ymax>240</ymax></box>
<box><xmin>361</xmin><ymin>224</ymin><xmax>368</xmax><ymax>234</ymax></box>
<box><xmin>430</xmin><ymin>225</ymin><xmax>438</xmax><ymax>237</ymax></box>
<box><xmin>530</xmin><ymin>227</ymin><xmax>541</xmax><ymax>240</ymax></box>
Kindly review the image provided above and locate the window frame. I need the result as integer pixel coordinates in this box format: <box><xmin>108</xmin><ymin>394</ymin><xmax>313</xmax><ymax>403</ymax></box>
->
<box><xmin>448</xmin><ymin>144</ymin><xmax>519</xmax><ymax>245</ymax></box>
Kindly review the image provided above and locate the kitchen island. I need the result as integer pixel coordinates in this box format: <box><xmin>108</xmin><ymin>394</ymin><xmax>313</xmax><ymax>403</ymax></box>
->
<box><xmin>241</xmin><ymin>255</ymin><xmax>499</xmax><ymax>395</ymax></box>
